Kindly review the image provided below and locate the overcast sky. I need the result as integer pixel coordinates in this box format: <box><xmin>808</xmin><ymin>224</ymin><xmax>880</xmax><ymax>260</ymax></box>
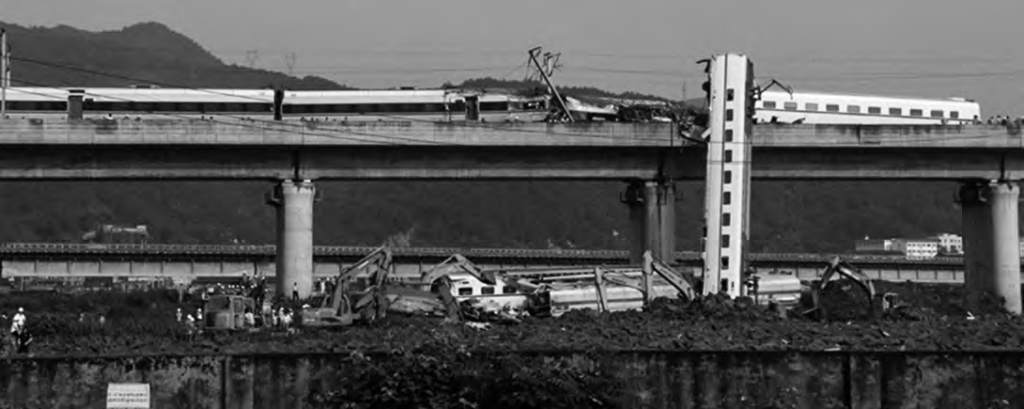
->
<box><xmin>3</xmin><ymin>0</ymin><xmax>1022</xmax><ymax>115</ymax></box>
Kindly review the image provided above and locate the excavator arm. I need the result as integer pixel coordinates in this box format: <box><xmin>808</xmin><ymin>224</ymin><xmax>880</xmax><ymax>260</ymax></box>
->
<box><xmin>421</xmin><ymin>254</ymin><xmax>497</xmax><ymax>287</ymax></box>
<box><xmin>644</xmin><ymin>251</ymin><xmax>697</xmax><ymax>301</ymax></box>
<box><xmin>804</xmin><ymin>256</ymin><xmax>877</xmax><ymax>320</ymax></box>
<box><xmin>328</xmin><ymin>246</ymin><xmax>393</xmax><ymax>314</ymax></box>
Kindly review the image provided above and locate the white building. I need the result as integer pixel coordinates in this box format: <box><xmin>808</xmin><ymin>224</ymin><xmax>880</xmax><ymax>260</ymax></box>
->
<box><xmin>934</xmin><ymin>233</ymin><xmax>963</xmax><ymax>255</ymax></box>
<box><xmin>891</xmin><ymin>238</ymin><xmax>940</xmax><ymax>260</ymax></box>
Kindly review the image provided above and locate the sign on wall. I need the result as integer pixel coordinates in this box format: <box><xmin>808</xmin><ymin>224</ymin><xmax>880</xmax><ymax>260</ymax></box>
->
<box><xmin>106</xmin><ymin>383</ymin><xmax>150</xmax><ymax>409</ymax></box>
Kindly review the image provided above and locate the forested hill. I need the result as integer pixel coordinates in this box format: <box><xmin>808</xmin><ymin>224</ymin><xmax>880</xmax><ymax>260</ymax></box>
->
<box><xmin>0</xmin><ymin>21</ymin><xmax>969</xmax><ymax>252</ymax></box>
<box><xmin>0</xmin><ymin>22</ymin><xmax>346</xmax><ymax>90</ymax></box>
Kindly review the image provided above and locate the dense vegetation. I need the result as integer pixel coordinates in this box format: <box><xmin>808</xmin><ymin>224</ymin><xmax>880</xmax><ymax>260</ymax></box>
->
<box><xmin>0</xmin><ymin>21</ymin><xmax>977</xmax><ymax>252</ymax></box>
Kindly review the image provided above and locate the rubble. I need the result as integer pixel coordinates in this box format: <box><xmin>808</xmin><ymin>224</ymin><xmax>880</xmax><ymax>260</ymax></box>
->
<box><xmin>2</xmin><ymin>282</ymin><xmax>1024</xmax><ymax>357</ymax></box>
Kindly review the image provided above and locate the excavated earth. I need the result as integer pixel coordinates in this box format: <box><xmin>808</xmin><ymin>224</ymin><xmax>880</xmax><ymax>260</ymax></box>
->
<box><xmin>3</xmin><ymin>281</ymin><xmax>1024</xmax><ymax>357</ymax></box>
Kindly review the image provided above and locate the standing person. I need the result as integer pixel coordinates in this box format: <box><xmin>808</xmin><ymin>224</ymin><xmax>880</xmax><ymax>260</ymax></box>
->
<box><xmin>11</xmin><ymin>308</ymin><xmax>25</xmax><ymax>335</ymax></box>
<box><xmin>292</xmin><ymin>282</ymin><xmax>299</xmax><ymax>302</ymax></box>
<box><xmin>176</xmin><ymin>308</ymin><xmax>182</xmax><ymax>323</ymax></box>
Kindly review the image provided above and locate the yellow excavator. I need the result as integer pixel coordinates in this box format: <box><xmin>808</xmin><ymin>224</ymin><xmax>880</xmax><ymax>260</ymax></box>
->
<box><xmin>301</xmin><ymin>246</ymin><xmax>394</xmax><ymax>327</ymax></box>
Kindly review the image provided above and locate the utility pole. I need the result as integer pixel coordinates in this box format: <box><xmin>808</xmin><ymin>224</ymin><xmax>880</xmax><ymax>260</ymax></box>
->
<box><xmin>528</xmin><ymin>46</ymin><xmax>573</xmax><ymax>123</ymax></box>
<box><xmin>1</xmin><ymin>28</ymin><xmax>8</xmax><ymax>118</ymax></box>
<box><xmin>245</xmin><ymin>50</ymin><xmax>259</xmax><ymax>68</ymax></box>
<box><xmin>285</xmin><ymin>53</ymin><xmax>297</xmax><ymax>76</ymax></box>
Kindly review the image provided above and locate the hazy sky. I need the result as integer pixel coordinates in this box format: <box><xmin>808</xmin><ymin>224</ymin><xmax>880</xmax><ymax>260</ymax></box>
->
<box><xmin>3</xmin><ymin>0</ymin><xmax>1022</xmax><ymax>115</ymax></box>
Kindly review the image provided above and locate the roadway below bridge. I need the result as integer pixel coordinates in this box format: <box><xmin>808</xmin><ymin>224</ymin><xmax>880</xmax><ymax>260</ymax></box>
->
<box><xmin>0</xmin><ymin>243</ymin><xmax>981</xmax><ymax>284</ymax></box>
<box><xmin>0</xmin><ymin>119</ymin><xmax>1019</xmax><ymax>180</ymax></box>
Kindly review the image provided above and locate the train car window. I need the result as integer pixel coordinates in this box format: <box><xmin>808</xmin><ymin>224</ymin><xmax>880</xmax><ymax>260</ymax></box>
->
<box><xmin>724</xmin><ymin>150</ymin><xmax>733</xmax><ymax>163</ymax></box>
<box><xmin>481</xmin><ymin>102</ymin><xmax>509</xmax><ymax>111</ymax></box>
<box><xmin>889</xmin><ymin>108</ymin><xmax>902</xmax><ymax>116</ymax></box>
<box><xmin>502</xmin><ymin>286</ymin><xmax>517</xmax><ymax>294</ymax></box>
<box><xmin>930</xmin><ymin>110</ymin><xmax>944</xmax><ymax>118</ymax></box>
<box><xmin>481</xmin><ymin>286</ymin><xmax>495</xmax><ymax>295</ymax></box>
<box><xmin>458</xmin><ymin>288</ymin><xmax>473</xmax><ymax>296</ymax></box>
<box><xmin>225</xmin><ymin>103</ymin><xmax>244</xmax><ymax>112</ymax></box>
<box><xmin>45</xmin><ymin>102</ymin><xmax>69</xmax><ymax>111</ymax></box>
<box><xmin>727</xmin><ymin>89</ymin><xmax>735</xmax><ymax>101</ymax></box>
<box><xmin>334</xmin><ymin>104</ymin><xmax>356</xmax><ymax>113</ymax></box>
<box><xmin>723</xmin><ymin>213</ymin><xmax>732</xmax><ymax>227</ymax></box>
<box><xmin>910</xmin><ymin>109</ymin><xmax>923</xmax><ymax>117</ymax></box>
<box><xmin>826</xmin><ymin>104</ymin><xmax>840</xmax><ymax>112</ymax></box>
<box><xmin>950</xmin><ymin>111</ymin><xmax>960</xmax><ymax>119</ymax></box>
<box><xmin>724</xmin><ymin>192</ymin><xmax>732</xmax><ymax>205</ymax></box>
<box><xmin>868</xmin><ymin>107</ymin><xmax>882</xmax><ymax>114</ymax></box>
<box><xmin>721</xmin><ymin>256</ymin><xmax>730</xmax><ymax>270</ymax></box>
<box><xmin>724</xmin><ymin>129</ymin><xmax>733</xmax><ymax>142</ymax></box>
<box><xmin>805</xmin><ymin>103</ymin><xmax>818</xmax><ymax>111</ymax></box>
<box><xmin>722</xmin><ymin>234</ymin><xmax>731</xmax><ymax>248</ymax></box>
<box><xmin>724</xmin><ymin>171</ymin><xmax>732</xmax><ymax>184</ymax></box>
<box><xmin>783</xmin><ymin>102</ymin><xmax>798</xmax><ymax>111</ymax></box>
<box><xmin>180</xmin><ymin>103</ymin><xmax>199</xmax><ymax>111</ymax></box>
<box><xmin>425</xmin><ymin>103</ymin><xmax>446</xmax><ymax>113</ymax></box>
<box><xmin>762</xmin><ymin>101</ymin><xmax>776</xmax><ymax>109</ymax></box>
<box><xmin>725</xmin><ymin>109</ymin><xmax>734</xmax><ymax>122</ymax></box>
<box><xmin>108</xmin><ymin>102</ymin><xmax>132</xmax><ymax>112</ymax></box>
<box><xmin>847</xmin><ymin>105</ymin><xmax>861</xmax><ymax>114</ymax></box>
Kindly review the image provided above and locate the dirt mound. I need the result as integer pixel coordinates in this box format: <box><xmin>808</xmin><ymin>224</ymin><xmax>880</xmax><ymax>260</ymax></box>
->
<box><xmin>4</xmin><ymin>283</ymin><xmax>1024</xmax><ymax>357</ymax></box>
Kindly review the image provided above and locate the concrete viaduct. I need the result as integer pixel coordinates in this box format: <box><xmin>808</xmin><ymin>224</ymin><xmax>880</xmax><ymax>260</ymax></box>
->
<box><xmin>0</xmin><ymin>243</ymin><xmax>974</xmax><ymax>285</ymax></box>
<box><xmin>0</xmin><ymin>118</ymin><xmax>1021</xmax><ymax>304</ymax></box>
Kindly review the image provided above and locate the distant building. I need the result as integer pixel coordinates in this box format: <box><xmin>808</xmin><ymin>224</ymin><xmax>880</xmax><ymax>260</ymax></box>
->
<box><xmin>856</xmin><ymin>233</ymin><xmax>1024</xmax><ymax>259</ymax></box>
<box><xmin>935</xmin><ymin>233</ymin><xmax>963</xmax><ymax>255</ymax></box>
<box><xmin>891</xmin><ymin>238</ymin><xmax>940</xmax><ymax>260</ymax></box>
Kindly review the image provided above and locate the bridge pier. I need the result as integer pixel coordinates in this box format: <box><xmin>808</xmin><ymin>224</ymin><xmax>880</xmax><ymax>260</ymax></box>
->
<box><xmin>958</xmin><ymin>181</ymin><xmax>1021</xmax><ymax>314</ymax></box>
<box><xmin>621</xmin><ymin>180</ymin><xmax>676</xmax><ymax>263</ymax></box>
<box><xmin>266</xmin><ymin>180</ymin><xmax>318</xmax><ymax>300</ymax></box>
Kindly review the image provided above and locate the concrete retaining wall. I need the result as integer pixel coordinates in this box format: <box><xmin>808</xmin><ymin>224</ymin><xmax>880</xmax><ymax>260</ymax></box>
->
<box><xmin>3</xmin><ymin>351</ymin><xmax>1023</xmax><ymax>408</ymax></box>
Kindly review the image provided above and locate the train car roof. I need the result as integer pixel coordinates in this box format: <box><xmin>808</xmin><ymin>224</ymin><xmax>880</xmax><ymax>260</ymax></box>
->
<box><xmin>760</xmin><ymin>89</ymin><xmax>977</xmax><ymax>104</ymax></box>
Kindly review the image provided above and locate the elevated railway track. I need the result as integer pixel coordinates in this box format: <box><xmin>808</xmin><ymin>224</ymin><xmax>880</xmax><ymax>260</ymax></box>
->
<box><xmin>0</xmin><ymin>243</ymin><xmax>974</xmax><ymax>284</ymax></box>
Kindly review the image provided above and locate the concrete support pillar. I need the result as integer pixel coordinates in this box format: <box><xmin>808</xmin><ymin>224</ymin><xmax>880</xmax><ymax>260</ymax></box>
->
<box><xmin>643</xmin><ymin>181</ymin><xmax>662</xmax><ymax>261</ymax></box>
<box><xmin>622</xmin><ymin>182</ymin><xmax>645</xmax><ymax>264</ymax></box>
<box><xmin>267</xmin><ymin>180</ymin><xmax>317</xmax><ymax>300</ymax></box>
<box><xmin>658</xmin><ymin>182</ymin><xmax>676</xmax><ymax>262</ymax></box>
<box><xmin>959</xmin><ymin>181</ymin><xmax>1021</xmax><ymax>314</ymax></box>
<box><xmin>621</xmin><ymin>180</ymin><xmax>676</xmax><ymax>264</ymax></box>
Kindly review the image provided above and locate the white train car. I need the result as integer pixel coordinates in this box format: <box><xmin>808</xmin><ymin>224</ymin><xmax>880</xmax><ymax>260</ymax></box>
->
<box><xmin>755</xmin><ymin>89</ymin><xmax>981</xmax><ymax>125</ymax></box>
<box><xmin>443</xmin><ymin>270</ymin><xmax>803</xmax><ymax>317</ymax></box>
<box><xmin>0</xmin><ymin>87</ymin><xmax>550</xmax><ymax>122</ymax></box>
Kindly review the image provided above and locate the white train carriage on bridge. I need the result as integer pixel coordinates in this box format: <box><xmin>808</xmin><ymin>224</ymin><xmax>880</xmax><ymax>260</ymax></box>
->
<box><xmin>0</xmin><ymin>87</ymin><xmax>551</xmax><ymax>122</ymax></box>
<box><xmin>755</xmin><ymin>89</ymin><xmax>981</xmax><ymax>125</ymax></box>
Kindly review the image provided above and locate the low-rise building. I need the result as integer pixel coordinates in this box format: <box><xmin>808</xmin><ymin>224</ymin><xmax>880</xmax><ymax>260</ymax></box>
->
<box><xmin>891</xmin><ymin>238</ymin><xmax>940</xmax><ymax>260</ymax></box>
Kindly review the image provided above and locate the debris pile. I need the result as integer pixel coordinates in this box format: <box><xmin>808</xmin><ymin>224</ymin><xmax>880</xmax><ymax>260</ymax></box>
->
<box><xmin>4</xmin><ymin>283</ymin><xmax>1024</xmax><ymax>357</ymax></box>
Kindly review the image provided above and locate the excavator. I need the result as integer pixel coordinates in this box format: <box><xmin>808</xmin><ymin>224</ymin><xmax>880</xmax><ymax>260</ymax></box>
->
<box><xmin>301</xmin><ymin>246</ymin><xmax>396</xmax><ymax>327</ymax></box>
<box><xmin>418</xmin><ymin>254</ymin><xmax>545</xmax><ymax>323</ymax></box>
<box><xmin>802</xmin><ymin>256</ymin><xmax>891</xmax><ymax>320</ymax></box>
